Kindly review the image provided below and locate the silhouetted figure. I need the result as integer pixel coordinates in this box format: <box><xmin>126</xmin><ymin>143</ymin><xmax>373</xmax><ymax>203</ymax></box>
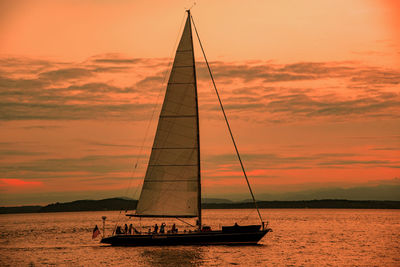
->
<box><xmin>201</xmin><ymin>226</ymin><xmax>211</xmax><ymax>232</ymax></box>
<box><xmin>160</xmin><ymin>223</ymin><xmax>166</xmax><ymax>234</ymax></box>
<box><xmin>116</xmin><ymin>226</ymin><xmax>122</xmax><ymax>235</ymax></box>
<box><xmin>153</xmin><ymin>223</ymin><xmax>158</xmax><ymax>234</ymax></box>
<box><xmin>134</xmin><ymin>227</ymin><xmax>140</xmax><ymax>234</ymax></box>
<box><xmin>128</xmin><ymin>224</ymin><xmax>133</xmax><ymax>234</ymax></box>
<box><xmin>124</xmin><ymin>224</ymin><xmax>128</xmax><ymax>234</ymax></box>
<box><xmin>171</xmin><ymin>223</ymin><xmax>176</xmax><ymax>233</ymax></box>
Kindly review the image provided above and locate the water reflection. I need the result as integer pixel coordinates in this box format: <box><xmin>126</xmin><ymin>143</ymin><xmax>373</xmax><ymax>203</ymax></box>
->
<box><xmin>1</xmin><ymin>210</ymin><xmax>399</xmax><ymax>266</ymax></box>
<box><xmin>140</xmin><ymin>246</ymin><xmax>203</xmax><ymax>266</ymax></box>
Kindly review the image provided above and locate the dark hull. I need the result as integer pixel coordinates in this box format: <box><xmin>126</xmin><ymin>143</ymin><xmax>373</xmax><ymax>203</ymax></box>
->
<box><xmin>101</xmin><ymin>228</ymin><xmax>271</xmax><ymax>246</ymax></box>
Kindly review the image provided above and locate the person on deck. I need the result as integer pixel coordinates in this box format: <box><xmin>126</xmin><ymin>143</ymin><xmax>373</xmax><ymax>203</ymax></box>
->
<box><xmin>134</xmin><ymin>227</ymin><xmax>140</xmax><ymax>234</ymax></box>
<box><xmin>116</xmin><ymin>226</ymin><xmax>122</xmax><ymax>235</ymax></box>
<box><xmin>160</xmin><ymin>223</ymin><xmax>166</xmax><ymax>234</ymax></box>
<box><xmin>171</xmin><ymin>223</ymin><xmax>176</xmax><ymax>233</ymax></box>
<box><xmin>128</xmin><ymin>224</ymin><xmax>133</xmax><ymax>235</ymax></box>
<box><xmin>153</xmin><ymin>223</ymin><xmax>158</xmax><ymax>234</ymax></box>
<box><xmin>124</xmin><ymin>224</ymin><xmax>128</xmax><ymax>234</ymax></box>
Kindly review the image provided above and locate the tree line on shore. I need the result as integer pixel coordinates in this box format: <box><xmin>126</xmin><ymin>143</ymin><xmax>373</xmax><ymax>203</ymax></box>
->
<box><xmin>1</xmin><ymin>198</ymin><xmax>399</xmax><ymax>214</ymax></box>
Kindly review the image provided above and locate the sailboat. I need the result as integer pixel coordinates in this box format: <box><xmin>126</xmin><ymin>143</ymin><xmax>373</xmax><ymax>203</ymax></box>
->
<box><xmin>100</xmin><ymin>10</ymin><xmax>271</xmax><ymax>246</ymax></box>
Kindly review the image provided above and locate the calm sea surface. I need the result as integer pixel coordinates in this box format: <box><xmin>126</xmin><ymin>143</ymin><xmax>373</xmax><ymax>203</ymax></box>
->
<box><xmin>0</xmin><ymin>209</ymin><xmax>399</xmax><ymax>266</ymax></box>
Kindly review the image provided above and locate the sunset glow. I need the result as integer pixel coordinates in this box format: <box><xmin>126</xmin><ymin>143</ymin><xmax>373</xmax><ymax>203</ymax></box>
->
<box><xmin>0</xmin><ymin>178</ymin><xmax>42</xmax><ymax>187</ymax></box>
<box><xmin>0</xmin><ymin>0</ymin><xmax>399</xmax><ymax>205</ymax></box>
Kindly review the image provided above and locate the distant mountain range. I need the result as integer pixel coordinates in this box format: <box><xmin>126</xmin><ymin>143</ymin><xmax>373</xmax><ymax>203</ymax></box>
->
<box><xmin>105</xmin><ymin>197</ymin><xmax>233</xmax><ymax>203</ymax></box>
<box><xmin>236</xmin><ymin>184</ymin><xmax>400</xmax><ymax>202</ymax></box>
<box><xmin>202</xmin><ymin>198</ymin><xmax>233</xmax><ymax>204</ymax></box>
<box><xmin>0</xmin><ymin>198</ymin><xmax>232</xmax><ymax>214</ymax></box>
<box><xmin>1</xmin><ymin>184</ymin><xmax>399</xmax><ymax>214</ymax></box>
<box><xmin>1</xmin><ymin>198</ymin><xmax>399</xmax><ymax>214</ymax></box>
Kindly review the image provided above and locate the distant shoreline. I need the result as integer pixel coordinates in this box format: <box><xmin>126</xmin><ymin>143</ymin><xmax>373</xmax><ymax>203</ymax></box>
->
<box><xmin>1</xmin><ymin>198</ymin><xmax>399</xmax><ymax>214</ymax></box>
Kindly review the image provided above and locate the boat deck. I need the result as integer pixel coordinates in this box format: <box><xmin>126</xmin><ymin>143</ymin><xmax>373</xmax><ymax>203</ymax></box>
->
<box><xmin>101</xmin><ymin>226</ymin><xmax>271</xmax><ymax>246</ymax></box>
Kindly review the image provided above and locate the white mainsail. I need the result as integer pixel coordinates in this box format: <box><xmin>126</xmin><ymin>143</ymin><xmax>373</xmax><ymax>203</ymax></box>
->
<box><xmin>135</xmin><ymin>14</ymin><xmax>200</xmax><ymax>217</ymax></box>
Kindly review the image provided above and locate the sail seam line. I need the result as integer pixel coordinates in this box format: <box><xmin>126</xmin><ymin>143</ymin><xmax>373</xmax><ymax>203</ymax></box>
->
<box><xmin>144</xmin><ymin>179</ymin><xmax>197</xmax><ymax>182</ymax></box>
<box><xmin>167</xmin><ymin>82</ymin><xmax>194</xmax><ymax>84</ymax></box>
<box><xmin>148</xmin><ymin>164</ymin><xmax>197</xmax><ymax>166</ymax></box>
<box><xmin>160</xmin><ymin>115</ymin><xmax>196</xmax><ymax>118</ymax></box>
<box><xmin>172</xmin><ymin>65</ymin><xmax>193</xmax><ymax>68</ymax></box>
<box><xmin>152</xmin><ymin>147</ymin><xmax>197</xmax><ymax>149</ymax></box>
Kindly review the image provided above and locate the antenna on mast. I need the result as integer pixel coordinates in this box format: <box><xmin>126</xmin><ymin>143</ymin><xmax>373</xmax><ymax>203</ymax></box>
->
<box><xmin>186</xmin><ymin>2</ymin><xmax>196</xmax><ymax>11</ymax></box>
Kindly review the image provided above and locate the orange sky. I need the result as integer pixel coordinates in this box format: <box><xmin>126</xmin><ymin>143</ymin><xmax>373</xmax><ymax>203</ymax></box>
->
<box><xmin>0</xmin><ymin>0</ymin><xmax>399</xmax><ymax>205</ymax></box>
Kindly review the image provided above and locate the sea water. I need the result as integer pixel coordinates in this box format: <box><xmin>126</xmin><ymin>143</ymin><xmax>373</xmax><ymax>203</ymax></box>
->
<box><xmin>0</xmin><ymin>209</ymin><xmax>399</xmax><ymax>266</ymax></box>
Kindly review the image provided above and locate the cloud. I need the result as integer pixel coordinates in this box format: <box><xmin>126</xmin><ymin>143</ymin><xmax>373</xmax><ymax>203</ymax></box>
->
<box><xmin>254</xmin><ymin>184</ymin><xmax>400</xmax><ymax>201</ymax></box>
<box><xmin>199</xmin><ymin>61</ymin><xmax>316</xmax><ymax>82</ymax></box>
<box><xmin>264</xmin><ymin>93</ymin><xmax>400</xmax><ymax>118</ymax></box>
<box><xmin>278</xmin><ymin>62</ymin><xmax>354</xmax><ymax>76</ymax></box>
<box><xmin>65</xmin><ymin>82</ymin><xmax>135</xmax><ymax>95</ymax></box>
<box><xmin>93</xmin><ymin>58</ymin><xmax>143</xmax><ymax>64</ymax></box>
<box><xmin>351</xmin><ymin>67</ymin><xmax>400</xmax><ymax>85</ymax></box>
<box><xmin>211</xmin><ymin>103</ymin><xmax>265</xmax><ymax>111</ymax></box>
<box><xmin>88</xmin><ymin>54</ymin><xmax>169</xmax><ymax>69</ymax></box>
<box><xmin>196</xmin><ymin>60</ymin><xmax>400</xmax><ymax>122</ymax></box>
<box><xmin>1</xmin><ymin>55</ymin><xmax>399</xmax><ymax>123</ymax></box>
<box><xmin>0</xmin><ymin>102</ymin><xmax>154</xmax><ymax>120</ymax></box>
<box><xmin>370</xmin><ymin>147</ymin><xmax>400</xmax><ymax>151</ymax></box>
<box><xmin>199</xmin><ymin>60</ymin><xmax>359</xmax><ymax>83</ymax></box>
<box><xmin>0</xmin><ymin>150</ymin><xmax>45</xmax><ymax>156</ymax></box>
<box><xmin>86</xmin><ymin>141</ymin><xmax>141</xmax><ymax>148</ymax></box>
<box><xmin>38</xmin><ymin>68</ymin><xmax>93</xmax><ymax>82</ymax></box>
<box><xmin>203</xmin><ymin>152</ymin><xmax>399</xmax><ymax>173</ymax></box>
<box><xmin>21</xmin><ymin>125</ymin><xmax>61</xmax><ymax>130</ymax></box>
<box><xmin>89</xmin><ymin>53</ymin><xmax>144</xmax><ymax>64</ymax></box>
<box><xmin>204</xmin><ymin>60</ymin><xmax>400</xmax><ymax>87</ymax></box>
<box><xmin>1</xmin><ymin>55</ymin><xmax>398</xmax><ymax>205</ymax></box>
<box><xmin>0</xmin><ymin>75</ymin><xmax>152</xmax><ymax>121</ymax></box>
<box><xmin>348</xmin><ymin>135</ymin><xmax>400</xmax><ymax>141</ymax></box>
<box><xmin>0</xmin><ymin>55</ymin><xmax>171</xmax><ymax>121</ymax></box>
<box><xmin>0</xmin><ymin>57</ymin><xmax>61</xmax><ymax>77</ymax></box>
<box><xmin>136</xmin><ymin>75</ymin><xmax>165</xmax><ymax>89</ymax></box>
<box><xmin>0</xmin><ymin>153</ymin><xmax>143</xmax><ymax>177</ymax></box>
<box><xmin>0</xmin><ymin>76</ymin><xmax>48</xmax><ymax>92</ymax></box>
<box><xmin>317</xmin><ymin>159</ymin><xmax>395</xmax><ymax>167</ymax></box>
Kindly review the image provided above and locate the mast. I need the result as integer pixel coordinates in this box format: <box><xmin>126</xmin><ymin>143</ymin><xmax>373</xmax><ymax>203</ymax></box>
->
<box><xmin>190</xmin><ymin>14</ymin><xmax>264</xmax><ymax>225</ymax></box>
<box><xmin>187</xmin><ymin>9</ymin><xmax>202</xmax><ymax>230</ymax></box>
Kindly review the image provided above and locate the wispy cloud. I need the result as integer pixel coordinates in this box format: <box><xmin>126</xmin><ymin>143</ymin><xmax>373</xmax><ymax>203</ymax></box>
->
<box><xmin>370</xmin><ymin>147</ymin><xmax>400</xmax><ymax>151</ymax></box>
<box><xmin>0</xmin><ymin>149</ymin><xmax>45</xmax><ymax>156</ymax></box>
<box><xmin>38</xmin><ymin>67</ymin><xmax>93</xmax><ymax>82</ymax></box>
<box><xmin>21</xmin><ymin>125</ymin><xmax>61</xmax><ymax>130</ymax></box>
<box><xmin>203</xmin><ymin>152</ymin><xmax>400</xmax><ymax>174</ymax></box>
<box><xmin>1</xmin><ymin>55</ymin><xmax>399</xmax><ymax>123</ymax></box>
<box><xmin>0</xmin><ymin>153</ymin><xmax>138</xmax><ymax>173</ymax></box>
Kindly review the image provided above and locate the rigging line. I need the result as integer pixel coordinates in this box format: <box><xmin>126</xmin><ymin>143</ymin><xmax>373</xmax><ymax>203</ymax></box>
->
<box><xmin>239</xmin><ymin>208</ymin><xmax>256</xmax><ymax>224</ymax></box>
<box><xmin>176</xmin><ymin>217</ymin><xmax>196</xmax><ymax>227</ymax></box>
<box><xmin>112</xmin><ymin>209</ymin><xmax>124</xmax><ymax>236</ymax></box>
<box><xmin>190</xmin><ymin>14</ymin><xmax>264</xmax><ymax>224</ymax></box>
